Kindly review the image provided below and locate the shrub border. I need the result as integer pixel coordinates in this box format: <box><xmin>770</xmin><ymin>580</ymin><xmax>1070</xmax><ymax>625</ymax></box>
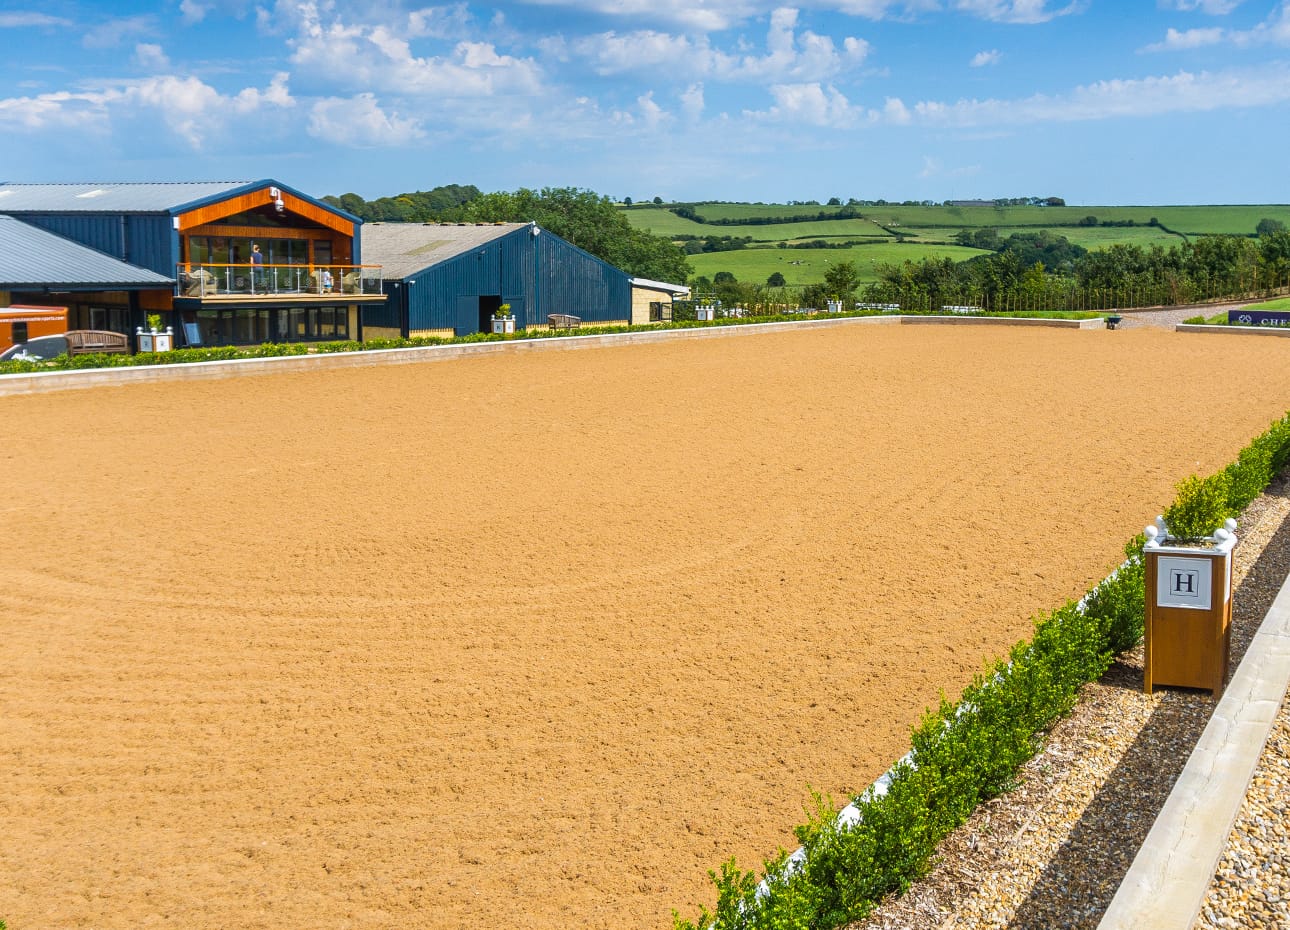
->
<box><xmin>673</xmin><ymin>410</ymin><xmax>1290</xmax><ymax>930</ymax></box>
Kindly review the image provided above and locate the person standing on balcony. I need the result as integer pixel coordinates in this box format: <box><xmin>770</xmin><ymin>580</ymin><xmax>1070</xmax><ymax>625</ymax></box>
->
<box><xmin>250</xmin><ymin>243</ymin><xmax>265</xmax><ymax>291</ymax></box>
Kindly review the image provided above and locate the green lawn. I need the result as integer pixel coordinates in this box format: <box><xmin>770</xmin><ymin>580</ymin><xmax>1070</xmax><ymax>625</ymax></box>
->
<box><xmin>1244</xmin><ymin>296</ymin><xmax>1290</xmax><ymax>310</ymax></box>
<box><xmin>687</xmin><ymin>243</ymin><xmax>991</xmax><ymax>286</ymax></box>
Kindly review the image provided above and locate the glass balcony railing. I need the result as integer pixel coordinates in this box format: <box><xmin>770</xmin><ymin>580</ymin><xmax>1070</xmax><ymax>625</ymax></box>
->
<box><xmin>176</xmin><ymin>263</ymin><xmax>383</xmax><ymax>299</ymax></box>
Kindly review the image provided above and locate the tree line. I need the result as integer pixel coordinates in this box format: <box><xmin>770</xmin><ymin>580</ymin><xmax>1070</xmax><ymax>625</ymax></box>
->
<box><xmin>693</xmin><ymin>226</ymin><xmax>1290</xmax><ymax>315</ymax></box>
<box><xmin>867</xmin><ymin>227</ymin><xmax>1290</xmax><ymax>312</ymax></box>
<box><xmin>323</xmin><ymin>184</ymin><xmax>691</xmax><ymax>284</ymax></box>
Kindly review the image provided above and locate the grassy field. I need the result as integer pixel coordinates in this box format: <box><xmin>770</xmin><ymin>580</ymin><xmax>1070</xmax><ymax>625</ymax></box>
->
<box><xmin>643</xmin><ymin>202</ymin><xmax>1290</xmax><ymax>234</ymax></box>
<box><xmin>687</xmin><ymin>242</ymin><xmax>989</xmax><ymax>286</ymax></box>
<box><xmin>1246</xmin><ymin>296</ymin><xmax>1290</xmax><ymax>310</ymax></box>
<box><xmin>624</xmin><ymin>201</ymin><xmax>1290</xmax><ymax>287</ymax></box>
<box><xmin>896</xmin><ymin>225</ymin><xmax>1185</xmax><ymax>250</ymax></box>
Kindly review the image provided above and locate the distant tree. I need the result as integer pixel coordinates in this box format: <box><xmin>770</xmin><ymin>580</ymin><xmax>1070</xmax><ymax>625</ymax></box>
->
<box><xmin>1256</xmin><ymin>218</ymin><xmax>1286</xmax><ymax>237</ymax></box>
<box><xmin>653</xmin><ymin>196</ymin><xmax>664</xmax><ymax>205</ymax></box>
<box><xmin>1078</xmin><ymin>215</ymin><xmax>1099</xmax><ymax>227</ymax></box>
<box><xmin>823</xmin><ymin>260</ymin><xmax>862</xmax><ymax>300</ymax></box>
<box><xmin>713</xmin><ymin>271</ymin><xmax>737</xmax><ymax>284</ymax></box>
<box><xmin>1258</xmin><ymin>229</ymin><xmax>1290</xmax><ymax>286</ymax></box>
<box><xmin>767</xmin><ymin>271</ymin><xmax>787</xmax><ymax>287</ymax></box>
<box><xmin>827</xmin><ymin>197</ymin><xmax>842</xmax><ymax>206</ymax></box>
<box><xmin>321</xmin><ymin>184</ymin><xmax>481</xmax><ymax>222</ymax></box>
<box><xmin>623</xmin><ymin>196</ymin><xmax>633</xmax><ymax>206</ymax></box>
<box><xmin>798</xmin><ymin>283</ymin><xmax>829</xmax><ymax>311</ymax></box>
<box><xmin>460</xmin><ymin>186</ymin><xmax>690</xmax><ymax>282</ymax></box>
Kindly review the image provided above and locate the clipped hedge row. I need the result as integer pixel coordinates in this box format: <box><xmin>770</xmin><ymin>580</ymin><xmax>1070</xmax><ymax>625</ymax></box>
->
<box><xmin>0</xmin><ymin>314</ymin><xmax>881</xmax><ymax>376</ymax></box>
<box><xmin>0</xmin><ymin>308</ymin><xmax>1103</xmax><ymax>377</ymax></box>
<box><xmin>675</xmin><ymin>409</ymin><xmax>1290</xmax><ymax>930</ymax></box>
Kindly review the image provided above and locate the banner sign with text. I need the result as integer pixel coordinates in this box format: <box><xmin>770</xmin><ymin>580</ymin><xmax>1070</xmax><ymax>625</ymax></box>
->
<box><xmin>1228</xmin><ymin>309</ymin><xmax>1290</xmax><ymax>327</ymax></box>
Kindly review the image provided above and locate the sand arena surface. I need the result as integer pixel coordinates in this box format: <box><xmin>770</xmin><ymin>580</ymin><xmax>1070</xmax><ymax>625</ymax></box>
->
<box><xmin>2</xmin><ymin>324</ymin><xmax>1290</xmax><ymax>930</ymax></box>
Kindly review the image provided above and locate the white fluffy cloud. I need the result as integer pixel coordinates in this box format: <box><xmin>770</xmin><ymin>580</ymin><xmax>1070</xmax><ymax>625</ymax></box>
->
<box><xmin>952</xmin><ymin>0</ymin><xmax>1084</xmax><ymax>24</ymax></box>
<box><xmin>513</xmin><ymin>0</ymin><xmax>754</xmax><ymax>31</ymax></box>
<box><xmin>896</xmin><ymin>63</ymin><xmax>1290</xmax><ymax>127</ymax></box>
<box><xmin>970</xmin><ymin>49</ymin><xmax>1001</xmax><ymax>66</ymax></box>
<box><xmin>564</xmin><ymin>8</ymin><xmax>869</xmax><ymax>83</ymax></box>
<box><xmin>308</xmin><ymin>93</ymin><xmax>425</xmax><ymax>145</ymax></box>
<box><xmin>0</xmin><ymin>72</ymin><xmax>295</xmax><ymax>147</ymax></box>
<box><xmin>747</xmin><ymin>81</ymin><xmax>867</xmax><ymax>127</ymax></box>
<box><xmin>133</xmin><ymin>43</ymin><xmax>171</xmax><ymax>70</ymax></box>
<box><xmin>1158</xmin><ymin>0</ymin><xmax>1243</xmax><ymax>14</ymax></box>
<box><xmin>680</xmin><ymin>82</ymin><xmax>706</xmax><ymax>120</ymax></box>
<box><xmin>1143</xmin><ymin>26</ymin><xmax>1226</xmax><ymax>51</ymax></box>
<box><xmin>1146</xmin><ymin>2</ymin><xmax>1290</xmax><ymax>50</ymax></box>
<box><xmin>179</xmin><ymin>0</ymin><xmax>211</xmax><ymax>25</ymax></box>
<box><xmin>290</xmin><ymin>6</ymin><xmax>544</xmax><ymax>97</ymax></box>
<box><xmin>0</xmin><ymin>11</ymin><xmax>73</xmax><ymax>27</ymax></box>
<box><xmin>82</xmin><ymin>15</ymin><xmax>154</xmax><ymax>49</ymax></box>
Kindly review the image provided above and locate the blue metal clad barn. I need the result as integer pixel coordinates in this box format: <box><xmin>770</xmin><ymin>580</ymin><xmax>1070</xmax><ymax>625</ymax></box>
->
<box><xmin>0</xmin><ymin>181</ymin><xmax>361</xmax><ymax>278</ymax></box>
<box><xmin>15</xmin><ymin>213</ymin><xmax>176</xmax><ymax>277</ymax></box>
<box><xmin>364</xmin><ymin>222</ymin><xmax>631</xmax><ymax>336</ymax></box>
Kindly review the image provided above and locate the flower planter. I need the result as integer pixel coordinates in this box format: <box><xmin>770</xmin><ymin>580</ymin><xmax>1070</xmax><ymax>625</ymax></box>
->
<box><xmin>696</xmin><ymin>305</ymin><xmax>717</xmax><ymax>322</ymax></box>
<box><xmin>491</xmin><ymin>316</ymin><xmax>515</xmax><ymax>334</ymax></box>
<box><xmin>1142</xmin><ymin>517</ymin><xmax>1237</xmax><ymax>696</ymax></box>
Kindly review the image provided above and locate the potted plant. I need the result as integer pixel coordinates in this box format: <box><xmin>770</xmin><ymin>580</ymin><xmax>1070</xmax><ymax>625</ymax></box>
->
<box><xmin>492</xmin><ymin>303</ymin><xmax>516</xmax><ymax>334</ymax></box>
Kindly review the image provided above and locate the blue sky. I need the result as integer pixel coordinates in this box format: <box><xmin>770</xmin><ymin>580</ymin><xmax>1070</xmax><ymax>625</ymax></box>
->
<box><xmin>2</xmin><ymin>1</ymin><xmax>1289</xmax><ymax>204</ymax></box>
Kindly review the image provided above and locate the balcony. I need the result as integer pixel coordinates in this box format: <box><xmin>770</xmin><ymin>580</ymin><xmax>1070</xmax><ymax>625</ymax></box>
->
<box><xmin>176</xmin><ymin>263</ymin><xmax>384</xmax><ymax>300</ymax></box>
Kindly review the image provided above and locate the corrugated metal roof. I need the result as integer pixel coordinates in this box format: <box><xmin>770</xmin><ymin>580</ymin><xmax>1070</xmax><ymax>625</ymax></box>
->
<box><xmin>630</xmin><ymin>277</ymin><xmax>690</xmax><ymax>294</ymax></box>
<box><xmin>0</xmin><ymin>216</ymin><xmax>174</xmax><ymax>287</ymax></box>
<box><xmin>0</xmin><ymin>181</ymin><xmax>251</xmax><ymax>213</ymax></box>
<box><xmin>361</xmin><ymin>222</ymin><xmax>529</xmax><ymax>279</ymax></box>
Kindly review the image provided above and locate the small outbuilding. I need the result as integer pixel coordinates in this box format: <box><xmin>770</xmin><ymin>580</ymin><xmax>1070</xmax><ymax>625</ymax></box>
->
<box><xmin>362</xmin><ymin>222</ymin><xmax>632</xmax><ymax>337</ymax></box>
<box><xmin>629</xmin><ymin>277</ymin><xmax>691</xmax><ymax>325</ymax></box>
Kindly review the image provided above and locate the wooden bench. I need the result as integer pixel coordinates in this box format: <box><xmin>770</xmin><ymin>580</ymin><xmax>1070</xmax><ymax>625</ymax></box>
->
<box><xmin>66</xmin><ymin>330</ymin><xmax>130</xmax><ymax>356</ymax></box>
<box><xmin>548</xmin><ymin>313</ymin><xmax>581</xmax><ymax>331</ymax></box>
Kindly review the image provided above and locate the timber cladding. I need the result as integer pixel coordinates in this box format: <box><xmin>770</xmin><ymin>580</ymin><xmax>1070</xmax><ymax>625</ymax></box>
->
<box><xmin>176</xmin><ymin>187</ymin><xmax>354</xmax><ymax>238</ymax></box>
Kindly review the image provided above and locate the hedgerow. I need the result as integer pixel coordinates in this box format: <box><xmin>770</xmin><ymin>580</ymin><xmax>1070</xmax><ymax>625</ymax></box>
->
<box><xmin>674</xmin><ymin>410</ymin><xmax>1290</xmax><ymax>930</ymax></box>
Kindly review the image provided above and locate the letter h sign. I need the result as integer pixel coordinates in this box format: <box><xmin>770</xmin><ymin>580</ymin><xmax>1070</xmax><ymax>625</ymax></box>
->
<box><xmin>1156</xmin><ymin>556</ymin><xmax>1212</xmax><ymax>610</ymax></box>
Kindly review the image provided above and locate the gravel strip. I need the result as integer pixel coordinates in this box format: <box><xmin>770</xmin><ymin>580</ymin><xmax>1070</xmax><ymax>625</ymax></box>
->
<box><xmin>1194</xmin><ymin>690</ymin><xmax>1290</xmax><ymax>929</ymax></box>
<box><xmin>848</xmin><ymin>472</ymin><xmax>1290</xmax><ymax>930</ymax></box>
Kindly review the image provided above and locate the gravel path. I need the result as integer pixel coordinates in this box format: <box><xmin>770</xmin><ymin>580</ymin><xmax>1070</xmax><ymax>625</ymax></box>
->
<box><xmin>849</xmin><ymin>471</ymin><xmax>1290</xmax><ymax>930</ymax></box>
<box><xmin>1114</xmin><ymin>304</ymin><xmax>1238</xmax><ymax>330</ymax></box>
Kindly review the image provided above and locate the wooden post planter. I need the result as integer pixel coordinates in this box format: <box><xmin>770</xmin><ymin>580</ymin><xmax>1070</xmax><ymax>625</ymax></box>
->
<box><xmin>1142</xmin><ymin>517</ymin><xmax>1237</xmax><ymax>696</ymax></box>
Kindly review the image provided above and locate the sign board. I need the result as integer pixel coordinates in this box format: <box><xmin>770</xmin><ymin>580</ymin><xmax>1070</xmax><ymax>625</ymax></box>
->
<box><xmin>1228</xmin><ymin>309</ymin><xmax>1290</xmax><ymax>328</ymax></box>
<box><xmin>1155</xmin><ymin>555</ymin><xmax>1212</xmax><ymax>610</ymax></box>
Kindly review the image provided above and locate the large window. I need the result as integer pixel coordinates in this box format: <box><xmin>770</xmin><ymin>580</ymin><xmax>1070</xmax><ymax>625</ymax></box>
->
<box><xmin>187</xmin><ymin>236</ymin><xmax>323</xmax><ymax>270</ymax></box>
<box><xmin>192</xmin><ymin>306</ymin><xmax>350</xmax><ymax>346</ymax></box>
<box><xmin>89</xmin><ymin>306</ymin><xmax>130</xmax><ymax>333</ymax></box>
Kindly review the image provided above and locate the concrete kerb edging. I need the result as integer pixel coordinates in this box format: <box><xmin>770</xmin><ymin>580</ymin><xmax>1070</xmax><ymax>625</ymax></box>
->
<box><xmin>1176</xmin><ymin>323</ymin><xmax>1290</xmax><ymax>338</ymax></box>
<box><xmin>1097</xmin><ymin>565</ymin><xmax>1290</xmax><ymax>930</ymax></box>
<box><xmin>0</xmin><ymin>313</ymin><xmax>1100</xmax><ymax>397</ymax></box>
